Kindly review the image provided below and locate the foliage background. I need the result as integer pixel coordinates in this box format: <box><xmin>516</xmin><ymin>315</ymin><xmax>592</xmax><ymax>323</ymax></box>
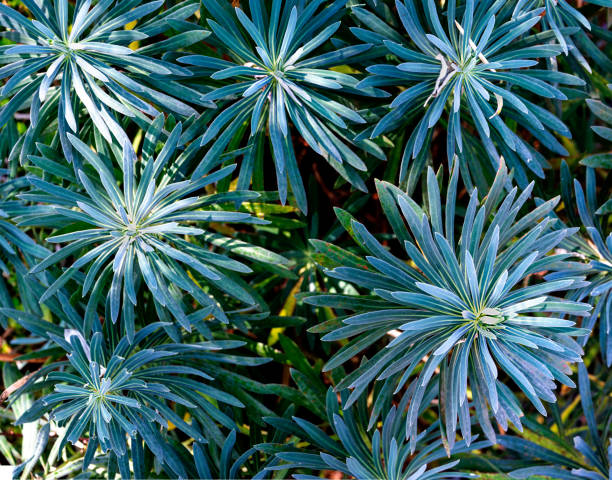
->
<box><xmin>0</xmin><ymin>0</ymin><xmax>610</xmax><ymax>479</ymax></box>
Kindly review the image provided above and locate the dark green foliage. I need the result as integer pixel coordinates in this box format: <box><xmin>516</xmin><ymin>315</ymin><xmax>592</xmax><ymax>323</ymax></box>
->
<box><xmin>0</xmin><ymin>1</ymin><xmax>610</xmax><ymax>479</ymax></box>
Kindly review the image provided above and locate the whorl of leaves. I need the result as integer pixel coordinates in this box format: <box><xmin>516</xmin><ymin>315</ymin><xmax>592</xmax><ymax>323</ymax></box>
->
<box><xmin>269</xmin><ymin>388</ymin><xmax>490</xmax><ymax>479</ymax></box>
<box><xmin>0</xmin><ymin>0</ymin><xmax>203</xmax><ymax>163</ymax></box>
<box><xmin>354</xmin><ymin>0</ymin><xmax>584</xmax><ymax>189</ymax></box>
<box><xmin>0</xmin><ymin>1</ymin><xmax>609</xmax><ymax>479</ymax></box>
<box><xmin>306</xmin><ymin>159</ymin><xmax>591</xmax><ymax>447</ymax></box>
<box><xmin>14</xmin><ymin>322</ymin><xmax>269</xmax><ymax>479</ymax></box>
<box><xmin>16</xmin><ymin>122</ymin><xmax>286</xmax><ymax>338</ymax></box>
<box><xmin>179</xmin><ymin>0</ymin><xmax>387</xmax><ymax>213</ymax></box>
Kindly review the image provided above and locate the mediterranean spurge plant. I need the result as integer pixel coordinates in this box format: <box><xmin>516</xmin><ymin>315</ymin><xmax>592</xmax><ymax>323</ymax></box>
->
<box><xmin>306</xmin><ymin>160</ymin><xmax>591</xmax><ymax>447</ymax></box>
<box><xmin>0</xmin><ymin>1</ymin><xmax>610</xmax><ymax>479</ymax></box>
<box><xmin>179</xmin><ymin>0</ymin><xmax>386</xmax><ymax>213</ymax></box>
<box><xmin>355</xmin><ymin>0</ymin><xmax>582</xmax><ymax>189</ymax></box>
<box><xmin>19</xmin><ymin>123</ymin><xmax>285</xmax><ymax>337</ymax></box>
<box><xmin>0</xmin><ymin>0</ymin><xmax>201</xmax><ymax>163</ymax></box>
<box><xmin>269</xmin><ymin>388</ymin><xmax>490</xmax><ymax>479</ymax></box>
<box><xmin>14</xmin><ymin>322</ymin><xmax>269</xmax><ymax>479</ymax></box>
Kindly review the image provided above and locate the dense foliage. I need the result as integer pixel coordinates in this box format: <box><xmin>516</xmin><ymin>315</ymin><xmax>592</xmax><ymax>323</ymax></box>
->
<box><xmin>0</xmin><ymin>1</ymin><xmax>610</xmax><ymax>479</ymax></box>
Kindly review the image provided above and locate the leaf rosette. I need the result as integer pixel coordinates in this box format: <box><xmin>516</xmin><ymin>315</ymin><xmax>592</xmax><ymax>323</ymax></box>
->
<box><xmin>18</xmin><ymin>123</ymin><xmax>286</xmax><ymax>338</ymax></box>
<box><xmin>0</xmin><ymin>0</ymin><xmax>202</xmax><ymax>162</ymax></box>
<box><xmin>354</xmin><ymin>0</ymin><xmax>583</xmax><ymax>189</ymax></box>
<box><xmin>306</xmin><ymin>160</ymin><xmax>591</xmax><ymax>447</ymax></box>
<box><xmin>179</xmin><ymin>0</ymin><xmax>387</xmax><ymax>213</ymax></box>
